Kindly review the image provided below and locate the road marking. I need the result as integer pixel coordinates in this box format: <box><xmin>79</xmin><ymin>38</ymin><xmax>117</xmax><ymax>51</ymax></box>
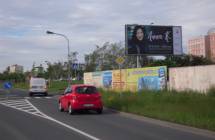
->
<box><xmin>0</xmin><ymin>99</ymin><xmax>46</xmax><ymax>118</ymax></box>
<box><xmin>0</xmin><ymin>99</ymin><xmax>100</xmax><ymax>140</ymax></box>
<box><xmin>12</xmin><ymin>104</ymin><xmax>29</xmax><ymax>107</ymax></box>
<box><xmin>24</xmin><ymin>96</ymin><xmax>52</xmax><ymax>99</ymax></box>
<box><xmin>6</xmin><ymin>102</ymin><xmax>27</xmax><ymax>106</ymax></box>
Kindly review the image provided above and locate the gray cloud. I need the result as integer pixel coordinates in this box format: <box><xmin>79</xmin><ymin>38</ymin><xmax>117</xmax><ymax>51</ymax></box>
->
<box><xmin>0</xmin><ymin>0</ymin><xmax>215</xmax><ymax>72</ymax></box>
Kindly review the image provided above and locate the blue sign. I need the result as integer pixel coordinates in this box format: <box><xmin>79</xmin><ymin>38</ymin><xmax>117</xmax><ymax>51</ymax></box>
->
<box><xmin>72</xmin><ymin>63</ymin><xmax>78</xmax><ymax>70</ymax></box>
<box><xmin>158</xmin><ymin>67</ymin><xmax>165</xmax><ymax>77</ymax></box>
<box><xmin>103</xmin><ymin>71</ymin><xmax>112</xmax><ymax>88</ymax></box>
<box><xmin>3</xmin><ymin>82</ymin><xmax>12</xmax><ymax>89</ymax></box>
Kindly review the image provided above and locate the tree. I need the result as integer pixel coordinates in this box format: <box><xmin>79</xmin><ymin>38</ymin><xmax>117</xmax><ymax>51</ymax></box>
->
<box><xmin>147</xmin><ymin>55</ymin><xmax>214</xmax><ymax>68</ymax></box>
<box><xmin>84</xmin><ymin>42</ymin><xmax>215</xmax><ymax>72</ymax></box>
<box><xmin>85</xmin><ymin>42</ymin><xmax>138</xmax><ymax>72</ymax></box>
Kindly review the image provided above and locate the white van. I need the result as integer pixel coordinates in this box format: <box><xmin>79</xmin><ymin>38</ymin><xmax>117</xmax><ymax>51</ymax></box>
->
<box><xmin>29</xmin><ymin>78</ymin><xmax>48</xmax><ymax>96</ymax></box>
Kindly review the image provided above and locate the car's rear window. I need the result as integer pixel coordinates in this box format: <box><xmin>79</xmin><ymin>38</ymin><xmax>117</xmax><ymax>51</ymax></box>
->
<box><xmin>76</xmin><ymin>86</ymin><xmax>97</xmax><ymax>94</ymax></box>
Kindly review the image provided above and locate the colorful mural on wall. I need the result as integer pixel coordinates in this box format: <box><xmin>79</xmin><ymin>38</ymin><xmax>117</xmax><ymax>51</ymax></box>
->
<box><xmin>84</xmin><ymin>66</ymin><xmax>167</xmax><ymax>92</ymax></box>
<box><xmin>102</xmin><ymin>71</ymin><xmax>112</xmax><ymax>89</ymax></box>
<box><xmin>127</xmin><ymin>66</ymin><xmax>166</xmax><ymax>91</ymax></box>
<box><xmin>112</xmin><ymin>70</ymin><xmax>127</xmax><ymax>91</ymax></box>
<box><xmin>83</xmin><ymin>72</ymin><xmax>92</xmax><ymax>85</ymax></box>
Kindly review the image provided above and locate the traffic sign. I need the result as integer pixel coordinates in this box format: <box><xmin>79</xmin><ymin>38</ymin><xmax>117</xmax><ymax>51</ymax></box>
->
<box><xmin>72</xmin><ymin>63</ymin><xmax>78</xmax><ymax>70</ymax></box>
<box><xmin>115</xmin><ymin>57</ymin><xmax>125</xmax><ymax>65</ymax></box>
<box><xmin>3</xmin><ymin>82</ymin><xmax>12</xmax><ymax>89</ymax></box>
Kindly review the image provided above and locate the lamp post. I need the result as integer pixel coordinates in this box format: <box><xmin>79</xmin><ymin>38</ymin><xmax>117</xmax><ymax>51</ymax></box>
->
<box><xmin>46</xmin><ymin>30</ymin><xmax>71</xmax><ymax>85</ymax></box>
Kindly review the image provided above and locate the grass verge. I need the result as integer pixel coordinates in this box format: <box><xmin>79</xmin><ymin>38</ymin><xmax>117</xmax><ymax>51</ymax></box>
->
<box><xmin>100</xmin><ymin>89</ymin><xmax>215</xmax><ymax>131</ymax></box>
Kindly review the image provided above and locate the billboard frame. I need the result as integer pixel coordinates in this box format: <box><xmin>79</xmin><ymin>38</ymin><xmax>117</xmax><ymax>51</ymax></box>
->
<box><xmin>125</xmin><ymin>24</ymin><xmax>183</xmax><ymax>56</ymax></box>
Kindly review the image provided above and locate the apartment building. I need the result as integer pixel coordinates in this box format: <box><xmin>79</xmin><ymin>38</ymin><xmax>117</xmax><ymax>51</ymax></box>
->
<box><xmin>187</xmin><ymin>28</ymin><xmax>215</xmax><ymax>62</ymax></box>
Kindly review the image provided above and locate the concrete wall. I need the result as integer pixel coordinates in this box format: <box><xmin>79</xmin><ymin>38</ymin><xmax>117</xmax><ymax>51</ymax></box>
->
<box><xmin>169</xmin><ymin>65</ymin><xmax>215</xmax><ymax>93</ymax></box>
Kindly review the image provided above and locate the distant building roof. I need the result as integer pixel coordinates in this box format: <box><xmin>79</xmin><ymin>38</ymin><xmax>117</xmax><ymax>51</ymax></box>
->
<box><xmin>207</xmin><ymin>28</ymin><xmax>215</xmax><ymax>35</ymax></box>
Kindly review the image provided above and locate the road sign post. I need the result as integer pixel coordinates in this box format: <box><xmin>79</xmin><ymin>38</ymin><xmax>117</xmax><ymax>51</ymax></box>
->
<box><xmin>3</xmin><ymin>82</ymin><xmax>13</xmax><ymax>100</ymax></box>
<box><xmin>72</xmin><ymin>63</ymin><xmax>78</xmax><ymax>80</ymax></box>
<box><xmin>115</xmin><ymin>57</ymin><xmax>125</xmax><ymax>96</ymax></box>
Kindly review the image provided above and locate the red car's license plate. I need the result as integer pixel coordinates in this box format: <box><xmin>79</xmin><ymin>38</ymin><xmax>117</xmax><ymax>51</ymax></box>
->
<box><xmin>83</xmin><ymin>104</ymin><xmax>94</xmax><ymax>107</ymax></box>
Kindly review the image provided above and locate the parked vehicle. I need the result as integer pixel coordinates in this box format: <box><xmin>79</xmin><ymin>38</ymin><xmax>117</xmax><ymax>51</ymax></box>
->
<box><xmin>29</xmin><ymin>78</ymin><xmax>48</xmax><ymax>96</ymax></box>
<box><xmin>58</xmin><ymin>84</ymin><xmax>103</xmax><ymax>114</ymax></box>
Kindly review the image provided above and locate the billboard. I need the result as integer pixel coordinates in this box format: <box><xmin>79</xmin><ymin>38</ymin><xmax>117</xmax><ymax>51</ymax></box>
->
<box><xmin>84</xmin><ymin>72</ymin><xmax>93</xmax><ymax>85</ymax></box>
<box><xmin>102</xmin><ymin>71</ymin><xmax>112</xmax><ymax>88</ymax></box>
<box><xmin>126</xmin><ymin>66</ymin><xmax>167</xmax><ymax>91</ymax></box>
<box><xmin>92</xmin><ymin>72</ymin><xmax>103</xmax><ymax>87</ymax></box>
<box><xmin>125</xmin><ymin>25</ymin><xmax>182</xmax><ymax>55</ymax></box>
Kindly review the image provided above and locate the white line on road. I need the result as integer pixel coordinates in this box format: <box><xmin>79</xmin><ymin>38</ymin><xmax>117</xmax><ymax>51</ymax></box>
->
<box><xmin>25</xmin><ymin>100</ymin><xmax>100</xmax><ymax>140</ymax></box>
<box><xmin>6</xmin><ymin>103</ymin><xmax>28</xmax><ymax>106</ymax></box>
<box><xmin>1</xmin><ymin>99</ymin><xmax>26</xmax><ymax>104</ymax></box>
<box><xmin>0</xmin><ymin>99</ymin><xmax>46</xmax><ymax>118</ymax></box>
<box><xmin>0</xmin><ymin>99</ymin><xmax>100</xmax><ymax>140</ymax></box>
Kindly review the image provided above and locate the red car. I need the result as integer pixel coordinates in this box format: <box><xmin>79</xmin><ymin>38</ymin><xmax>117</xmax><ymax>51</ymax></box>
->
<box><xmin>58</xmin><ymin>84</ymin><xmax>103</xmax><ymax>114</ymax></box>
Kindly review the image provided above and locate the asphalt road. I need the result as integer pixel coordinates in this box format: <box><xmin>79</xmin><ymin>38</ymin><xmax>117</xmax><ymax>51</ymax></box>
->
<box><xmin>0</xmin><ymin>88</ymin><xmax>215</xmax><ymax>140</ymax></box>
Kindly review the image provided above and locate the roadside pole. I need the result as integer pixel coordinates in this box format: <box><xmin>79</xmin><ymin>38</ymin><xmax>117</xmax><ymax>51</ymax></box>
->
<box><xmin>115</xmin><ymin>56</ymin><xmax>125</xmax><ymax>97</ymax></box>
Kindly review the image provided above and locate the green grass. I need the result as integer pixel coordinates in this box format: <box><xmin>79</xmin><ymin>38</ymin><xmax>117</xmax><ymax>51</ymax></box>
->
<box><xmin>13</xmin><ymin>82</ymin><xmax>29</xmax><ymax>89</ymax></box>
<box><xmin>100</xmin><ymin>89</ymin><xmax>215</xmax><ymax>131</ymax></box>
<box><xmin>48</xmin><ymin>80</ymin><xmax>83</xmax><ymax>93</ymax></box>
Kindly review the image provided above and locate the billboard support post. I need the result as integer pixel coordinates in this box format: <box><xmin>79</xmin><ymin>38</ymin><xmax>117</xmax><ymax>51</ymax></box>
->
<box><xmin>137</xmin><ymin>55</ymin><xmax>141</xmax><ymax>68</ymax></box>
<box><xmin>119</xmin><ymin>65</ymin><xmax>122</xmax><ymax>97</ymax></box>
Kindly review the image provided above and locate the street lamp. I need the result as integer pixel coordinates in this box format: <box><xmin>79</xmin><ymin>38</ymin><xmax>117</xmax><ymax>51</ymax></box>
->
<box><xmin>46</xmin><ymin>30</ymin><xmax>71</xmax><ymax>85</ymax></box>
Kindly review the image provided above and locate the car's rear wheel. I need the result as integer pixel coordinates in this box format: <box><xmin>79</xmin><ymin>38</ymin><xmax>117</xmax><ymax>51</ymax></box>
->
<box><xmin>97</xmin><ymin>108</ymin><xmax>103</xmax><ymax>114</ymax></box>
<box><xmin>29</xmin><ymin>92</ymin><xmax>33</xmax><ymax>97</ymax></box>
<box><xmin>68</xmin><ymin>104</ymin><xmax>74</xmax><ymax>115</ymax></box>
<box><xmin>58</xmin><ymin>102</ymin><xmax>64</xmax><ymax>112</ymax></box>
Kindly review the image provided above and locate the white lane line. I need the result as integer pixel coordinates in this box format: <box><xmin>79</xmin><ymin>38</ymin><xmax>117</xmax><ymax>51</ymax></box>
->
<box><xmin>1</xmin><ymin>100</ymin><xmax>26</xmax><ymax>103</ymax></box>
<box><xmin>25</xmin><ymin>100</ymin><xmax>100</xmax><ymax>140</ymax></box>
<box><xmin>6</xmin><ymin>103</ymin><xmax>28</xmax><ymax>106</ymax></box>
<box><xmin>0</xmin><ymin>99</ymin><xmax>100</xmax><ymax>140</ymax></box>
<box><xmin>19</xmin><ymin>107</ymin><xmax>33</xmax><ymax>110</ymax></box>
<box><xmin>12</xmin><ymin>104</ymin><xmax>30</xmax><ymax>108</ymax></box>
<box><xmin>0</xmin><ymin>99</ymin><xmax>46</xmax><ymax>118</ymax></box>
<box><xmin>1</xmin><ymin>100</ymin><xmax>26</xmax><ymax>104</ymax></box>
<box><xmin>24</xmin><ymin>97</ymin><xmax>52</xmax><ymax>99</ymax></box>
<box><xmin>21</xmin><ymin>108</ymin><xmax>37</xmax><ymax>111</ymax></box>
<box><xmin>1</xmin><ymin>103</ymin><xmax>26</xmax><ymax>107</ymax></box>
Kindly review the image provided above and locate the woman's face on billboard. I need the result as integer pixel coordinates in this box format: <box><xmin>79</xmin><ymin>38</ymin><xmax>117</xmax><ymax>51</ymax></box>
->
<box><xmin>136</xmin><ymin>28</ymin><xmax>144</xmax><ymax>41</ymax></box>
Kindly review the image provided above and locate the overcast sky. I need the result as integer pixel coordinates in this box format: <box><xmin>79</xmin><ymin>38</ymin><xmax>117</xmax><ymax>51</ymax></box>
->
<box><xmin>0</xmin><ymin>0</ymin><xmax>215</xmax><ymax>72</ymax></box>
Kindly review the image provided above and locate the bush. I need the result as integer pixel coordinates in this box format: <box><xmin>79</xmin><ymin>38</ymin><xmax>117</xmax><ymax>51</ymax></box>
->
<box><xmin>208</xmin><ymin>86</ymin><xmax>215</xmax><ymax>97</ymax></box>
